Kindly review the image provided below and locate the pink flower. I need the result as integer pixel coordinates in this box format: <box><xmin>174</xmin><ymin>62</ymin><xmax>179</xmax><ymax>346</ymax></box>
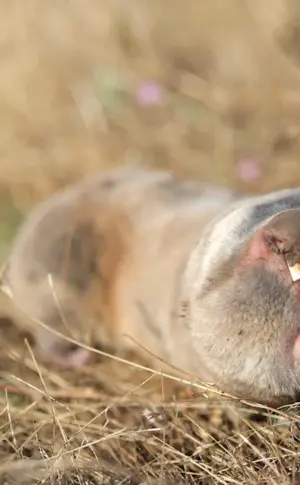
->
<box><xmin>236</xmin><ymin>158</ymin><xmax>261</xmax><ymax>182</ymax></box>
<box><xmin>136</xmin><ymin>81</ymin><xmax>164</xmax><ymax>106</ymax></box>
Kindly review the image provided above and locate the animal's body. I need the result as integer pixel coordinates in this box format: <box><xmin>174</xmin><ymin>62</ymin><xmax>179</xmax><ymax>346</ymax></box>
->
<box><xmin>2</xmin><ymin>165</ymin><xmax>300</xmax><ymax>406</ymax></box>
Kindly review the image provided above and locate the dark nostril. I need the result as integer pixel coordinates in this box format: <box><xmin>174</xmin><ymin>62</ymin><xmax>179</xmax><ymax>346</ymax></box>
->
<box><xmin>276</xmin><ymin>240</ymin><xmax>287</xmax><ymax>253</ymax></box>
<box><xmin>264</xmin><ymin>233</ymin><xmax>286</xmax><ymax>255</ymax></box>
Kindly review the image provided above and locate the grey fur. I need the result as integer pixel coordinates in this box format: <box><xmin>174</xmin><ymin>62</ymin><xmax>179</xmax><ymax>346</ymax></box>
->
<box><xmin>2</xmin><ymin>165</ymin><xmax>300</xmax><ymax>406</ymax></box>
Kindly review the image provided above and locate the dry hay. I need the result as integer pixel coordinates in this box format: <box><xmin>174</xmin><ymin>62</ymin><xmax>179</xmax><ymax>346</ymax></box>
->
<box><xmin>1</xmin><ymin>1</ymin><xmax>300</xmax><ymax>484</ymax></box>
<box><xmin>0</xmin><ymin>316</ymin><xmax>300</xmax><ymax>485</ymax></box>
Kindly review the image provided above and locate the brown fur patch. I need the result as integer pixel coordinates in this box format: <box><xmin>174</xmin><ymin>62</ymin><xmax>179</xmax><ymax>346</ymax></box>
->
<box><xmin>61</xmin><ymin>221</ymin><xmax>102</xmax><ymax>292</ymax></box>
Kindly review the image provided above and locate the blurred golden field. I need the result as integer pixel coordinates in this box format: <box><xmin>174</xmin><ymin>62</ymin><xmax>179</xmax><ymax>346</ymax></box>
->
<box><xmin>2</xmin><ymin>0</ymin><xmax>300</xmax><ymax>206</ymax></box>
<box><xmin>2</xmin><ymin>1</ymin><xmax>300</xmax><ymax>483</ymax></box>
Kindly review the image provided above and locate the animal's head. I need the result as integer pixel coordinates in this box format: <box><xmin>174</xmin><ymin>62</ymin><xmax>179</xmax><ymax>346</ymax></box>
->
<box><xmin>186</xmin><ymin>190</ymin><xmax>300</xmax><ymax>406</ymax></box>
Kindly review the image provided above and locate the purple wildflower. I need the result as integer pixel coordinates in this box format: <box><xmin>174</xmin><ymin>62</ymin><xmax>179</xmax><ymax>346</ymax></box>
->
<box><xmin>136</xmin><ymin>81</ymin><xmax>163</xmax><ymax>106</ymax></box>
<box><xmin>237</xmin><ymin>158</ymin><xmax>261</xmax><ymax>182</ymax></box>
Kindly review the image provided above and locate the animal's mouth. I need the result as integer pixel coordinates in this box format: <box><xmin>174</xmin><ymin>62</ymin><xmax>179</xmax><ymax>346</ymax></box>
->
<box><xmin>287</xmin><ymin>261</ymin><xmax>300</xmax><ymax>283</ymax></box>
<box><xmin>284</xmin><ymin>258</ymin><xmax>300</xmax><ymax>296</ymax></box>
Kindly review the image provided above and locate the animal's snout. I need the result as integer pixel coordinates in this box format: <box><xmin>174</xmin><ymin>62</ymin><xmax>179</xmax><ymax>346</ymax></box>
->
<box><xmin>242</xmin><ymin>209</ymin><xmax>300</xmax><ymax>281</ymax></box>
<box><xmin>263</xmin><ymin>209</ymin><xmax>300</xmax><ymax>266</ymax></box>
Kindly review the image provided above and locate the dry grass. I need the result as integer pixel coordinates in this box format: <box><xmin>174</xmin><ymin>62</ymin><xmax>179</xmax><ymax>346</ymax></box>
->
<box><xmin>2</xmin><ymin>1</ymin><xmax>300</xmax><ymax>483</ymax></box>
<box><xmin>1</xmin><ymin>318</ymin><xmax>300</xmax><ymax>485</ymax></box>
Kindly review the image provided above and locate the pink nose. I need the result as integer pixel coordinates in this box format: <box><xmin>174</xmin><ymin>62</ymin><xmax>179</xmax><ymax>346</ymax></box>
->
<box><xmin>293</xmin><ymin>333</ymin><xmax>300</xmax><ymax>363</ymax></box>
<box><xmin>264</xmin><ymin>209</ymin><xmax>300</xmax><ymax>264</ymax></box>
<box><xmin>244</xmin><ymin>209</ymin><xmax>300</xmax><ymax>267</ymax></box>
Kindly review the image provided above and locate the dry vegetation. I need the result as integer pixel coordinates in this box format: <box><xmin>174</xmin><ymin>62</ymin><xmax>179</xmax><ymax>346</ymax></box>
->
<box><xmin>1</xmin><ymin>0</ymin><xmax>300</xmax><ymax>483</ymax></box>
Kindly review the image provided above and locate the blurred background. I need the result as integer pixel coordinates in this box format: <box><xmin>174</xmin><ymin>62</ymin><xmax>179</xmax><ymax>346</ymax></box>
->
<box><xmin>1</xmin><ymin>0</ymin><xmax>300</xmax><ymax>260</ymax></box>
